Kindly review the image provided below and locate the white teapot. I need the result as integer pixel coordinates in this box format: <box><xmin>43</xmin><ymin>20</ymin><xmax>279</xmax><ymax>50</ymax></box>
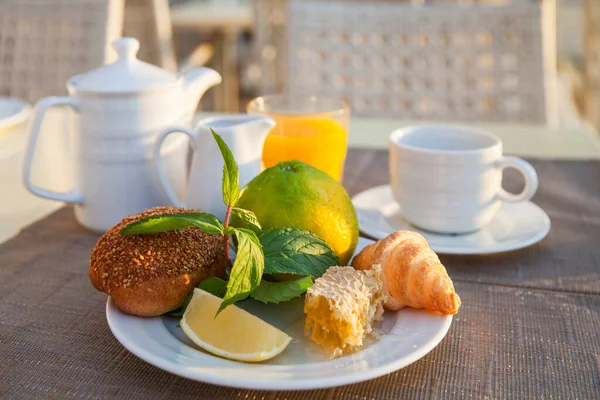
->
<box><xmin>23</xmin><ymin>38</ymin><xmax>222</xmax><ymax>231</ymax></box>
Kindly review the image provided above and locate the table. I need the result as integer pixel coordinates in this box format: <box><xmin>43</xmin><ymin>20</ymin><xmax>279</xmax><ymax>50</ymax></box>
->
<box><xmin>3</xmin><ymin>113</ymin><xmax>600</xmax><ymax>245</ymax></box>
<box><xmin>1</xmin><ymin>150</ymin><xmax>599</xmax><ymax>398</ymax></box>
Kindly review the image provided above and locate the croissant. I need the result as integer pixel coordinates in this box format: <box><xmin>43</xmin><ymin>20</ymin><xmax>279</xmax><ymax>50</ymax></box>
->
<box><xmin>352</xmin><ymin>231</ymin><xmax>461</xmax><ymax>314</ymax></box>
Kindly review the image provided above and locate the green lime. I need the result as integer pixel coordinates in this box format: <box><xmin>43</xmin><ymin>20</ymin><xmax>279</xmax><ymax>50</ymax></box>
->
<box><xmin>232</xmin><ymin>160</ymin><xmax>358</xmax><ymax>265</ymax></box>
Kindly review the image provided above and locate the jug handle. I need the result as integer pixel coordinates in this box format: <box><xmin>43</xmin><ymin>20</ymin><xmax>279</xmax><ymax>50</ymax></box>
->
<box><xmin>23</xmin><ymin>96</ymin><xmax>83</xmax><ymax>204</ymax></box>
<box><xmin>154</xmin><ymin>126</ymin><xmax>198</xmax><ymax>208</ymax></box>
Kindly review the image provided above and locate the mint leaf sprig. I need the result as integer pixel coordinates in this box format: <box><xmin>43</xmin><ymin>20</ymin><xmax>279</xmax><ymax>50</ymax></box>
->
<box><xmin>121</xmin><ymin>129</ymin><xmax>264</xmax><ymax>314</ymax></box>
<box><xmin>261</xmin><ymin>227</ymin><xmax>338</xmax><ymax>277</ymax></box>
<box><xmin>251</xmin><ymin>277</ymin><xmax>314</xmax><ymax>304</ymax></box>
<box><xmin>120</xmin><ymin>129</ymin><xmax>338</xmax><ymax>315</ymax></box>
<box><xmin>211</xmin><ymin>129</ymin><xmax>240</xmax><ymax>269</ymax></box>
<box><xmin>175</xmin><ymin>276</ymin><xmax>314</xmax><ymax>306</ymax></box>
<box><xmin>120</xmin><ymin>212</ymin><xmax>223</xmax><ymax>235</ymax></box>
<box><xmin>209</xmin><ymin>129</ymin><xmax>265</xmax><ymax>313</ymax></box>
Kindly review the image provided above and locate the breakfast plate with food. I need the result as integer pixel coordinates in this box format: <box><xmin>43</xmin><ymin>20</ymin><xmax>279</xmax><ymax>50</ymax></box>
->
<box><xmin>103</xmin><ymin>232</ymin><xmax>457</xmax><ymax>390</ymax></box>
<box><xmin>92</xmin><ymin>131</ymin><xmax>460</xmax><ymax>391</ymax></box>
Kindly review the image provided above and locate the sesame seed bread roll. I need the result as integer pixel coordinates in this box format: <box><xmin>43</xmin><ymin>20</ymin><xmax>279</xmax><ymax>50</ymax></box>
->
<box><xmin>89</xmin><ymin>206</ymin><xmax>228</xmax><ymax>317</ymax></box>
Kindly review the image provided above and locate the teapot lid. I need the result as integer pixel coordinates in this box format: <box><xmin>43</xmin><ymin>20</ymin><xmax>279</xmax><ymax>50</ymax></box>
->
<box><xmin>68</xmin><ymin>38</ymin><xmax>177</xmax><ymax>93</ymax></box>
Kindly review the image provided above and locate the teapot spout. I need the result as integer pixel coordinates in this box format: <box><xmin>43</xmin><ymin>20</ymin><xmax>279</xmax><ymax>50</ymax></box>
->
<box><xmin>183</xmin><ymin>67</ymin><xmax>222</xmax><ymax>109</ymax></box>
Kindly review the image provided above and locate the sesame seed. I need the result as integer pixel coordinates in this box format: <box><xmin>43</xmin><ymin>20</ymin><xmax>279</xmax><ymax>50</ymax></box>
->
<box><xmin>89</xmin><ymin>206</ymin><xmax>227</xmax><ymax>293</ymax></box>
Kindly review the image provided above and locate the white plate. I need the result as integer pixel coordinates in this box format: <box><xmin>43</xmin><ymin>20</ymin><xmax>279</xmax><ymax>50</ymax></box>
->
<box><xmin>0</xmin><ymin>97</ymin><xmax>30</xmax><ymax>133</ymax></box>
<box><xmin>106</xmin><ymin>237</ymin><xmax>453</xmax><ymax>391</ymax></box>
<box><xmin>353</xmin><ymin>185</ymin><xmax>551</xmax><ymax>255</ymax></box>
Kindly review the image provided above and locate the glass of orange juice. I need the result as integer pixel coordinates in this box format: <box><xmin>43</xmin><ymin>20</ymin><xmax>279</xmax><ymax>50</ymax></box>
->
<box><xmin>247</xmin><ymin>94</ymin><xmax>349</xmax><ymax>181</ymax></box>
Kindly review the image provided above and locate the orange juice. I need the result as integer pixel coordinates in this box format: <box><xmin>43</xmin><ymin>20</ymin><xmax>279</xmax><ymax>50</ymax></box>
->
<box><xmin>262</xmin><ymin>118</ymin><xmax>348</xmax><ymax>181</ymax></box>
<box><xmin>248</xmin><ymin>95</ymin><xmax>349</xmax><ymax>181</ymax></box>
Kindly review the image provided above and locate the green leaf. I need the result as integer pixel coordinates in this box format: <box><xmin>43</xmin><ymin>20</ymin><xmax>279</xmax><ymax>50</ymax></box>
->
<box><xmin>198</xmin><ymin>277</ymin><xmax>227</xmax><ymax>298</ymax></box>
<box><xmin>164</xmin><ymin>293</ymin><xmax>193</xmax><ymax>317</ymax></box>
<box><xmin>119</xmin><ymin>212</ymin><xmax>223</xmax><ymax>235</ymax></box>
<box><xmin>236</xmin><ymin>227</ymin><xmax>262</xmax><ymax>246</ymax></box>
<box><xmin>218</xmin><ymin>228</ymin><xmax>264</xmax><ymax>314</ymax></box>
<box><xmin>260</xmin><ymin>227</ymin><xmax>339</xmax><ymax>278</ymax></box>
<box><xmin>238</xmin><ymin>185</ymin><xmax>248</xmax><ymax>200</ymax></box>
<box><xmin>211</xmin><ymin>128</ymin><xmax>240</xmax><ymax>207</ymax></box>
<box><xmin>231</xmin><ymin>207</ymin><xmax>262</xmax><ymax>235</ymax></box>
<box><xmin>250</xmin><ymin>277</ymin><xmax>313</xmax><ymax>304</ymax></box>
<box><xmin>223</xmin><ymin>226</ymin><xmax>236</xmax><ymax>236</ymax></box>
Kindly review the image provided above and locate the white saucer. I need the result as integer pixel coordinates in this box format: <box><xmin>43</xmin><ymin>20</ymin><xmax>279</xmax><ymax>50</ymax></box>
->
<box><xmin>106</xmin><ymin>237</ymin><xmax>453</xmax><ymax>390</ymax></box>
<box><xmin>352</xmin><ymin>185</ymin><xmax>551</xmax><ymax>255</ymax></box>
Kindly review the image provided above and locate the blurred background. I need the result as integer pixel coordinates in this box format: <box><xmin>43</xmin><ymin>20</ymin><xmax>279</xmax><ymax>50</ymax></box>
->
<box><xmin>163</xmin><ymin>0</ymin><xmax>599</xmax><ymax>130</ymax></box>
<box><xmin>171</xmin><ymin>0</ymin><xmax>593</xmax><ymax>129</ymax></box>
<box><xmin>0</xmin><ymin>0</ymin><xmax>598</xmax><ymax>241</ymax></box>
<box><xmin>0</xmin><ymin>0</ymin><xmax>597</xmax><ymax>128</ymax></box>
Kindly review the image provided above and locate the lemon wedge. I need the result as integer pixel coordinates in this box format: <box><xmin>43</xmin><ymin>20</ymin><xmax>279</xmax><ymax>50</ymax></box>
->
<box><xmin>180</xmin><ymin>288</ymin><xmax>292</xmax><ymax>362</ymax></box>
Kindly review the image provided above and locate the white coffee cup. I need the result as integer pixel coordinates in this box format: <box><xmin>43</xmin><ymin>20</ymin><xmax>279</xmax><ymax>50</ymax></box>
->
<box><xmin>389</xmin><ymin>125</ymin><xmax>538</xmax><ymax>234</ymax></box>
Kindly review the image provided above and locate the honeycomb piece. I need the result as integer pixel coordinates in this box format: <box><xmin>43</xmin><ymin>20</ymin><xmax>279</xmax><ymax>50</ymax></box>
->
<box><xmin>304</xmin><ymin>265</ymin><xmax>385</xmax><ymax>358</ymax></box>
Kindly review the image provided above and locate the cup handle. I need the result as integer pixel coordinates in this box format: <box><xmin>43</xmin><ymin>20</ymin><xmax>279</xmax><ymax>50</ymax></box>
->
<box><xmin>496</xmin><ymin>156</ymin><xmax>539</xmax><ymax>203</ymax></box>
<box><xmin>23</xmin><ymin>96</ymin><xmax>83</xmax><ymax>204</ymax></box>
<box><xmin>154</xmin><ymin>126</ymin><xmax>198</xmax><ymax>208</ymax></box>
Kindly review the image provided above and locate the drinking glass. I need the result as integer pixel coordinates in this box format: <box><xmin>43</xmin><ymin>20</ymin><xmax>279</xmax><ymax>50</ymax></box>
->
<box><xmin>247</xmin><ymin>94</ymin><xmax>349</xmax><ymax>181</ymax></box>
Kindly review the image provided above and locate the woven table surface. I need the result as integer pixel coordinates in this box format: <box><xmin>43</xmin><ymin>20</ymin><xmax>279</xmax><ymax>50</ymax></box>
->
<box><xmin>1</xmin><ymin>149</ymin><xmax>599</xmax><ymax>399</ymax></box>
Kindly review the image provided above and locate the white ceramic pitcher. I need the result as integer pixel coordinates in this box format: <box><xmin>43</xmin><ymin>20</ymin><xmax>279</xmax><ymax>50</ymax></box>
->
<box><xmin>22</xmin><ymin>38</ymin><xmax>222</xmax><ymax>231</ymax></box>
<box><xmin>154</xmin><ymin>115</ymin><xmax>275</xmax><ymax>219</ymax></box>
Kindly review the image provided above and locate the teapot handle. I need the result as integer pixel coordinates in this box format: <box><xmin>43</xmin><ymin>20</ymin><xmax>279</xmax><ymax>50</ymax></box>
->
<box><xmin>154</xmin><ymin>126</ymin><xmax>198</xmax><ymax>208</ymax></box>
<box><xmin>23</xmin><ymin>96</ymin><xmax>83</xmax><ymax>204</ymax></box>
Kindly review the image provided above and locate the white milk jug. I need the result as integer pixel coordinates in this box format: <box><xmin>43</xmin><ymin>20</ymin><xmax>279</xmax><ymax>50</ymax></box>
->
<box><xmin>154</xmin><ymin>115</ymin><xmax>275</xmax><ymax>219</ymax></box>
